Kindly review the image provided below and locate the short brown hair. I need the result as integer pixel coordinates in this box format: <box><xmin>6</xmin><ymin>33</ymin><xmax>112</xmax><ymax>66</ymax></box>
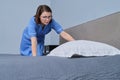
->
<box><xmin>34</xmin><ymin>5</ymin><xmax>52</xmax><ymax>24</ymax></box>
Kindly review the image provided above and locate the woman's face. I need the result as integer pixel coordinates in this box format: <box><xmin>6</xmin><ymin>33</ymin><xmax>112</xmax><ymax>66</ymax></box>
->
<box><xmin>40</xmin><ymin>11</ymin><xmax>52</xmax><ymax>26</ymax></box>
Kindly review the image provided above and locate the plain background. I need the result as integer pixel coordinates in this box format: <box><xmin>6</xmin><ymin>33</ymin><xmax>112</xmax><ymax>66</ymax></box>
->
<box><xmin>0</xmin><ymin>0</ymin><xmax>120</xmax><ymax>54</ymax></box>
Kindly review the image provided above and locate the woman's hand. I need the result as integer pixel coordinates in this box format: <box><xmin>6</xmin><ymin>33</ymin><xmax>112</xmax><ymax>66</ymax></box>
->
<box><xmin>60</xmin><ymin>31</ymin><xmax>75</xmax><ymax>41</ymax></box>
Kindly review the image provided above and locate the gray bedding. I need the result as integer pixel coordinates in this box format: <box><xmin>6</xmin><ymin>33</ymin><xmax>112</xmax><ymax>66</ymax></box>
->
<box><xmin>0</xmin><ymin>54</ymin><xmax>120</xmax><ymax>80</ymax></box>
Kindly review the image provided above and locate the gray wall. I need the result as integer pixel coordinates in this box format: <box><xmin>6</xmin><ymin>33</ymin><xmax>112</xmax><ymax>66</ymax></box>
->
<box><xmin>0</xmin><ymin>0</ymin><xmax>120</xmax><ymax>54</ymax></box>
<box><xmin>0</xmin><ymin>0</ymin><xmax>51</xmax><ymax>54</ymax></box>
<box><xmin>50</xmin><ymin>0</ymin><xmax>120</xmax><ymax>45</ymax></box>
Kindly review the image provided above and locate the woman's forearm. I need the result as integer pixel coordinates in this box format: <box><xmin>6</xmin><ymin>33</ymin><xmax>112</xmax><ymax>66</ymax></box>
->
<box><xmin>31</xmin><ymin>37</ymin><xmax>37</xmax><ymax>56</ymax></box>
<box><xmin>60</xmin><ymin>31</ymin><xmax>75</xmax><ymax>41</ymax></box>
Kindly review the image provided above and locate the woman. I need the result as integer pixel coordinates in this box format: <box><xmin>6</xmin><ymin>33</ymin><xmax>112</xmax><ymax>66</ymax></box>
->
<box><xmin>20</xmin><ymin>5</ymin><xmax>74</xmax><ymax>56</ymax></box>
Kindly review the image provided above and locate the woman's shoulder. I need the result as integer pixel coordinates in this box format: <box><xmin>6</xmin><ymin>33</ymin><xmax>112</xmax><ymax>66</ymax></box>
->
<box><xmin>50</xmin><ymin>19</ymin><xmax>62</xmax><ymax>28</ymax></box>
<box><xmin>51</xmin><ymin>18</ymin><xmax>56</xmax><ymax>22</ymax></box>
<box><xmin>30</xmin><ymin>16</ymin><xmax>35</xmax><ymax>21</ymax></box>
<box><xmin>29</xmin><ymin>16</ymin><xmax>36</xmax><ymax>24</ymax></box>
<box><xmin>51</xmin><ymin>19</ymin><xmax>58</xmax><ymax>24</ymax></box>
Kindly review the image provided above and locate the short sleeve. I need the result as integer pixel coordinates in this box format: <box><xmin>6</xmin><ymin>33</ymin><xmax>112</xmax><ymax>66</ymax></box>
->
<box><xmin>27</xmin><ymin>17</ymin><xmax>37</xmax><ymax>37</ymax></box>
<box><xmin>51</xmin><ymin>19</ymin><xmax>63</xmax><ymax>34</ymax></box>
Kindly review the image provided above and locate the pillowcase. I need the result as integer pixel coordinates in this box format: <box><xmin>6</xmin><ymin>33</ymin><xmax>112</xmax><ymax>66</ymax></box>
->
<box><xmin>47</xmin><ymin>40</ymin><xmax>120</xmax><ymax>57</ymax></box>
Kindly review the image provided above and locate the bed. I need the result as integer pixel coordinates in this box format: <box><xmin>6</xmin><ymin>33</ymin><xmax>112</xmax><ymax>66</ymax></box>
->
<box><xmin>0</xmin><ymin>12</ymin><xmax>120</xmax><ymax>80</ymax></box>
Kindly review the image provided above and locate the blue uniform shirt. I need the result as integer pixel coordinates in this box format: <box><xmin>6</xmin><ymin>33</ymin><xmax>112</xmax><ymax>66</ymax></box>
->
<box><xmin>20</xmin><ymin>16</ymin><xmax>63</xmax><ymax>56</ymax></box>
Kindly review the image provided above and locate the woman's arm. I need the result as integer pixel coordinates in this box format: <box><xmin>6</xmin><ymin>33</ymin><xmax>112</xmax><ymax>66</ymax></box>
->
<box><xmin>31</xmin><ymin>37</ymin><xmax>37</xmax><ymax>56</ymax></box>
<box><xmin>60</xmin><ymin>31</ymin><xmax>75</xmax><ymax>41</ymax></box>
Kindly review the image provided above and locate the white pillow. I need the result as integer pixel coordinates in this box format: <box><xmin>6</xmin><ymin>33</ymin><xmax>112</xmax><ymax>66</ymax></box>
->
<box><xmin>47</xmin><ymin>40</ymin><xmax>120</xmax><ymax>57</ymax></box>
